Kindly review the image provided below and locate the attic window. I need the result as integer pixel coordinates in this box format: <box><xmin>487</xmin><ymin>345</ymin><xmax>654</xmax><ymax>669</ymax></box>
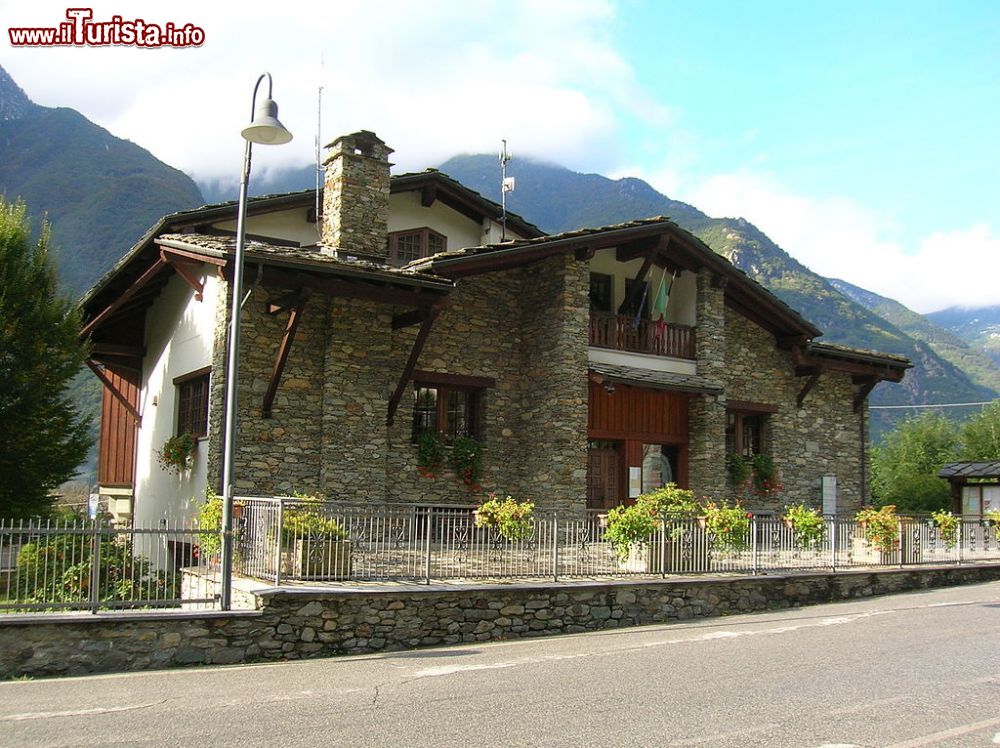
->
<box><xmin>387</xmin><ymin>228</ymin><xmax>446</xmax><ymax>266</ymax></box>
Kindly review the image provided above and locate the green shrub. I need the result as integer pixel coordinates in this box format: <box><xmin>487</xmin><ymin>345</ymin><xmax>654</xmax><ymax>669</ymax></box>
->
<box><xmin>783</xmin><ymin>503</ymin><xmax>825</xmax><ymax>548</ymax></box>
<box><xmin>703</xmin><ymin>500</ymin><xmax>750</xmax><ymax>552</ymax></box>
<box><xmin>604</xmin><ymin>502</ymin><xmax>658</xmax><ymax>562</ymax></box>
<box><xmin>855</xmin><ymin>505</ymin><xmax>900</xmax><ymax>553</ymax></box>
<box><xmin>930</xmin><ymin>509</ymin><xmax>958</xmax><ymax>549</ymax></box>
<box><xmin>475</xmin><ymin>494</ymin><xmax>534</xmax><ymax>541</ymax></box>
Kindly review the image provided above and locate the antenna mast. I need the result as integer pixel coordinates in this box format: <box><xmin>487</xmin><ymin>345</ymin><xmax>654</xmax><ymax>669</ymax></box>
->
<box><xmin>315</xmin><ymin>55</ymin><xmax>324</xmax><ymax>239</ymax></box>
<box><xmin>499</xmin><ymin>139</ymin><xmax>514</xmax><ymax>241</ymax></box>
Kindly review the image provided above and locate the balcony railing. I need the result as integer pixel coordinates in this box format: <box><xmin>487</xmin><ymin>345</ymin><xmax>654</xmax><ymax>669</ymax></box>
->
<box><xmin>589</xmin><ymin>312</ymin><xmax>696</xmax><ymax>360</ymax></box>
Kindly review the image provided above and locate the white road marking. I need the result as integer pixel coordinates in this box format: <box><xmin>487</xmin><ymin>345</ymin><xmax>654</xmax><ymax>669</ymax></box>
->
<box><xmin>412</xmin><ymin>610</ymin><xmax>895</xmax><ymax>678</ymax></box>
<box><xmin>884</xmin><ymin>716</ymin><xmax>1000</xmax><ymax>747</ymax></box>
<box><xmin>1</xmin><ymin>702</ymin><xmax>164</xmax><ymax>722</ymax></box>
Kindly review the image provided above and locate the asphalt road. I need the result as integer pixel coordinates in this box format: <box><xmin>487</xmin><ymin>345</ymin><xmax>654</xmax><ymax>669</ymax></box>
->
<box><xmin>4</xmin><ymin>581</ymin><xmax>1000</xmax><ymax>747</ymax></box>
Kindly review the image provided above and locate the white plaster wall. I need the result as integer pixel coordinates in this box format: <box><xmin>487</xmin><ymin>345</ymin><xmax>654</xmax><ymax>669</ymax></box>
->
<box><xmin>133</xmin><ymin>272</ymin><xmax>219</xmax><ymax>527</ymax></box>
<box><xmin>589</xmin><ymin>249</ymin><xmax>697</xmax><ymax>326</ymax></box>
<box><xmin>214</xmin><ymin>207</ymin><xmax>320</xmax><ymax>246</ymax></box>
<box><xmin>388</xmin><ymin>192</ymin><xmax>483</xmax><ymax>249</ymax></box>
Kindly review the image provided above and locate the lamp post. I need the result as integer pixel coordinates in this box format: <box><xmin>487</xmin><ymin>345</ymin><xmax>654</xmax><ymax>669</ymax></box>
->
<box><xmin>220</xmin><ymin>72</ymin><xmax>292</xmax><ymax>610</ymax></box>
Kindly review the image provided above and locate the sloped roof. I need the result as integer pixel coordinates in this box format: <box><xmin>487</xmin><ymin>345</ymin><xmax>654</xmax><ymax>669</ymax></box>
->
<box><xmin>590</xmin><ymin>362</ymin><xmax>724</xmax><ymax>396</ymax></box>
<box><xmin>411</xmin><ymin>216</ymin><xmax>824</xmax><ymax>341</ymax></box>
<box><xmin>938</xmin><ymin>461</ymin><xmax>1000</xmax><ymax>480</ymax></box>
<box><xmin>156</xmin><ymin>234</ymin><xmax>453</xmax><ymax>291</ymax></box>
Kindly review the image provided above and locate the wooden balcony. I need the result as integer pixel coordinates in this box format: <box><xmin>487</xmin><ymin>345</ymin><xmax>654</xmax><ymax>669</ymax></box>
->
<box><xmin>589</xmin><ymin>312</ymin><xmax>696</xmax><ymax>360</ymax></box>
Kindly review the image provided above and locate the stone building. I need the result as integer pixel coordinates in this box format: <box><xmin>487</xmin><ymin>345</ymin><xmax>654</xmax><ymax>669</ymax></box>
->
<box><xmin>80</xmin><ymin>130</ymin><xmax>909</xmax><ymax>527</ymax></box>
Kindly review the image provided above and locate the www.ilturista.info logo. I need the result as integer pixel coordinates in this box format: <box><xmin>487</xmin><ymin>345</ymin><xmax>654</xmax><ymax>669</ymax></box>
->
<box><xmin>9</xmin><ymin>8</ymin><xmax>205</xmax><ymax>48</ymax></box>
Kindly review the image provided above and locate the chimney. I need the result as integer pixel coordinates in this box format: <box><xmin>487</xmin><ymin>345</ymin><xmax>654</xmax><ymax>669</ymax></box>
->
<box><xmin>321</xmin><ymin>130</ymin><xmax>393</xmax><ymax>259</ymax></box>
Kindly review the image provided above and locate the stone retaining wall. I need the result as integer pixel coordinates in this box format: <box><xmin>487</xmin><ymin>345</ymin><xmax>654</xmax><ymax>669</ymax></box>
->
<box><xmin>4</xmin><ymin>565</ymin><xmax>1000</xmax><ymax>679</ymax></box>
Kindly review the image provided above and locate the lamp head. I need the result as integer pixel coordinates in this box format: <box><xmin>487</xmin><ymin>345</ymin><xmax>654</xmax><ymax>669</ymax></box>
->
<box><xmin>242</xmin><ymin>97</ymin><xmax>293</xmax><ymax>145</ymax></box>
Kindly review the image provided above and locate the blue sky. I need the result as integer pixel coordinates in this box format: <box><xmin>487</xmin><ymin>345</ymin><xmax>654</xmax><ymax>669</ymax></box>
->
<box><xmin>2</xmin><ymin>0</ymin><xmax>997</xmax><ymax>312</ymax></box>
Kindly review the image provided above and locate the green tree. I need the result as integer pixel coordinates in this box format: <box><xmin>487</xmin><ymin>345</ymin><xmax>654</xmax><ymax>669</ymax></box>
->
<box><xmin>870</xmin><ymin>412</ymin><xmax>960</xmax><ymax>513</ymax></box>
<box><xmin>961</xmin><ymin>400</ymin><xmax>1000</xmax><ymax>461</ymax></box>
<box><xmin>0</xmin><ymin>198</ymin><xmax>90</xmax><ymax>519</ymax></box>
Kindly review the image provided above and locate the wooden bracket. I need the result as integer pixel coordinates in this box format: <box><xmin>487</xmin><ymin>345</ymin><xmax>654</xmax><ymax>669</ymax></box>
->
<box><xmin>387</xmin><ymin>305</ymin><xmax>443</xmax><ymax>426</ymax></box>
<box><xmin>262</xmin><ymin>291</ymin><xmax>309</xmax><ymax>418</ymax></box>
<box><xmin>796</xmin><ymin>372</ymin><xmax>821</xmax><ymax>408</ymax></box>
<box><xmin>853</xmin><ymin>378</ymin><xmax>878</xmax><ymax>413</ymax></box>
<box><xmin>86</xmin><ymin>360</ymin><xmax>141</xmax><ymax>423</ymax></box>
<box><xmin>161</xmin><ymin>250</ymin><xmax>204</xmax><ymax>300</ymax></box>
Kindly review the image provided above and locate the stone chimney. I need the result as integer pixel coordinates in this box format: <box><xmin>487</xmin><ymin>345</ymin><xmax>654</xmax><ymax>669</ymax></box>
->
<box><xmin>321</xmin><ymin>130</ymin><xmax>393</xmax><ymax>259</ymax></box>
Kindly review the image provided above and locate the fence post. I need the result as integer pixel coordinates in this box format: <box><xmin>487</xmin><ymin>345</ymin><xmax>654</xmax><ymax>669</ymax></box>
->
<box><xmin>551</xmin><ymin>514</ymin><xmax>558</xmax><ymax>582</ymax></box>
<box><xmin>830</xmin><ymin>516</ymin><xmax>837</xmax><ymax>572</ymax></box>
<box><xmin>424</xmin><ymin>507</ymin><xmax>433</xmax><ymax>585</ymax></box>
<box><xmin>274</xmin><ymin>498</ymin><xmax>284</xmax><ymax>586</ymax></box>
<box><xmin>957</xmin><ymin>519</ymin><xmax>963</xmax><ymax>566</ymax></box>
<box><xmin>751</xmin><ymin>514</ymin><xmax>758</xmax><ymax>576</ymax></box>
<box><xmin>898</xmin><ymin>519</ymin><xmax>904</xmax><ymax>569</ymax></box>
<box><xmin>660</xmin><ymin>515</ymin><xmax>667</xmax><ymax>579</ymax></box>
<box><xmin>89</xmin><ymin>520</ymin><xmax>101</xmax><ymax>614</ymax></box>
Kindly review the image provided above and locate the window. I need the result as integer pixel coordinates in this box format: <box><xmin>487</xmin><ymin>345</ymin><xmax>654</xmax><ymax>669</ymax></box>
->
<box><xmin>411</xmin><ymin>372</ymin><xmax>493</xmax><ymax>443</ymax></box>
<box><xmin>174</xmin><ymin>368</ymin><xmax>210</xmax><ymax>438</ymax></box>
<box><xmin>387</xmin><ymin>228</ymin><xmax>446</xmax><ymax>265</ymax></box>
<box><xmin>589</xmin><ymin>273</ymin><xmax>613</xmax><ymax>313</ymax></box>
<box><xmin>725</xmin><ymin>404</ymin><xmax>775</xmax><ymax>458</ymax></box>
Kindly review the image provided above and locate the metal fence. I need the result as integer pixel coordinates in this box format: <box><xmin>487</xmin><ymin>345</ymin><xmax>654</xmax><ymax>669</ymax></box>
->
<box><xmin>0</xmin><ymin>517</ymin><xmax>220</xmax><ymax>613</ymax></box>
<box><xmin>6</xmin><ymin>502</ymin><xmax>999</xmax><ymax>612</ymax></box>
<box><xmin>233</xmin><ymin>498</ymin><xmax>1000</xmax><ymax>584</ymax></box>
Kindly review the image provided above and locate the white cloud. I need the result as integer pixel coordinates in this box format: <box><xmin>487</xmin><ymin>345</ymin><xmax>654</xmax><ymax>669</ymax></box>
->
<box><xmin>682</xmin><ymin>170</ymin><xmax>1000</xmax><ymax>314</ymax></box>
<box><xmin>1</xmin><ymin>0</ymin><xmax>659</xmax><ymax>183</ymax></box>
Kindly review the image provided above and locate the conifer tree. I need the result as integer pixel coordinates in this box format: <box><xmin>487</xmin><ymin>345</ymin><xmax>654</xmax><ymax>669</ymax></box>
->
<box><xmin>0</xmin><ymin>198</ymin><xmax>90</xmax><ymax>518</ymax></box>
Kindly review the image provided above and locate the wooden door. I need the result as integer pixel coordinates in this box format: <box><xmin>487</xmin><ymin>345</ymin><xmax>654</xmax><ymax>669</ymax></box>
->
<box><xmin>587</xmin><ymin>446</ymin><xmax>621</xmax><ymax>510</ymax></box>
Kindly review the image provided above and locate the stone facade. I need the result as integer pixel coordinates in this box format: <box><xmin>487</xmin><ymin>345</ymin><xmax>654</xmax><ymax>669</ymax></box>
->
<box><xmin>4</xmin><ymin>564</ymin><xmax>998</xmax><ymax>678</ymax></box>
<box><xmin>206</xmin><ymin>255</ymin><xmax>590</xmax><ymax>510</ymax></box>
<box><xmin>687</xmin><ymin>269</ymin><xmax>728</xmax><ymax>499</ymax></box>
<box><xmin>721</xmin><ymin>310</ymin><xmax>867</xmax><ymax>512</ymax></box>
<box><xmin>321</xmin><ymin>131</ymin><xmax>393</xmax><ymax>258</ymax></box>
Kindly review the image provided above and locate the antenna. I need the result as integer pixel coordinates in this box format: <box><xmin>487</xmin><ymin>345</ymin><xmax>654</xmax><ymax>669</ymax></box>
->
<box><xmin>499</xmin><ymin>139</ymin><xmax>514</xmax><ymax>241</ymax></box>
<box><xmin>315</xmin><ymin>54</ymin><xmax>324</xmax><ymax>240</ymax></box>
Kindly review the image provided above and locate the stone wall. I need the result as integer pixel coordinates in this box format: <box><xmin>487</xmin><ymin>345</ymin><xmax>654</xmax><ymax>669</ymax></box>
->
<box><xmin>722</xmin><ymin>310</ymin><xmax>867</xmax><ymax>512</ymax></box>
<box><xmin>517</xmin><ymin>254</ymin><xmax>590</xmax><ymax>513</ymax></box>
<box><xmin>208</xmin><ymin>256</ymin><xmax>590</xmax><ymax>510</ymax></box>
<box><xmin>5</xmin><ymin>564</ymin><xmax>999</xmax><ymax>678</ymax></box>
<box><xmin>687</xmin><ymin>269</ymin><xmax>727</xmax><ymax>499</ymax></box>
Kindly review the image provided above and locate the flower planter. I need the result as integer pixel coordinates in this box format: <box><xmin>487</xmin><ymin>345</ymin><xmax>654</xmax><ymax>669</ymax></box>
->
<box><xmin>280</xmin><ymin>539</ymin><xmax>352</xmax><ymax>580</ymax></box>
<box><xmin>621</xmin><ymin>534</ymin><xmax>710</xmax><ymax>574</ymax></box>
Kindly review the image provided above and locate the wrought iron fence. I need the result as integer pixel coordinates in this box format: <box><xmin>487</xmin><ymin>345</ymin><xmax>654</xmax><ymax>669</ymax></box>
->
<box><xmin>233</xmin><ymin>498</ymin><xmax>1000</xmax><ymax>584</ymax></box>
<box><xmin>0</xmin><ymin>517</ymin><xmax>220</xmax><ymax>613</ymax></box>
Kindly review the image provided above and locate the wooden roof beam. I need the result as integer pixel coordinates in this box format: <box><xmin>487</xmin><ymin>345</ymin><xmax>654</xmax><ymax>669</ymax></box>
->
<box><xmin>81</xmin><ymin>257</ymin><xmax>168</xmax><ymax>339</ymax></box>
<box><xmin>617</xmin><ymin>251</ymin><xmax>656</xmax><ymax>315</ymax></box>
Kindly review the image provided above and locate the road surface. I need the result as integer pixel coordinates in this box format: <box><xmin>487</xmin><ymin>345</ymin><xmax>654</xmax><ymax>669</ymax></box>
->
<box><xmin>3</xmin><ymin>580</ymin><xmax>1000</xmax><ymax>746</ymax></box>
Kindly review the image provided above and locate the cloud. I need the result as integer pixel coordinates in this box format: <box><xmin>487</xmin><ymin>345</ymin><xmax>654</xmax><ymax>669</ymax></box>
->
<box><xmin>682</xmin><ymin>170</ymin><xmax>999</xmax><ymax>314</ymax></box>
<box><xmin>2</xmin><ymin>0</ymin><xmax>662</xmax><ymax>183</ymax></box>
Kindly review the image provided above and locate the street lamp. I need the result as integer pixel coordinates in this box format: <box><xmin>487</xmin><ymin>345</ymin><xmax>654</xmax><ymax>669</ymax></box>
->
<box><xmin>220</xmin><ymin>72</ymin><xmax>292</xmax><ymax>610</ymax></box>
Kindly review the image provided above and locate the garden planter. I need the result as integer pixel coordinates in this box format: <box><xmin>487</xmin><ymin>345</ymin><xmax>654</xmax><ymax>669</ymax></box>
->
<box><xmin>280</xmin><ymin>539</ymin><xmax>352</xmax><ymax>580</ymax></box>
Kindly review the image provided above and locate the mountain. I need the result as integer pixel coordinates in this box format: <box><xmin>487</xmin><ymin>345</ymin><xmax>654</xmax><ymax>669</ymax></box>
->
<box><xmin>0</xmin><ymin>65</ymin><xmax>205</xmax><ymax>295</ymax></box>
<box><xmin>927</xmin><ymin>305</ymin><xmax>1000</xmax><ymax>367</ymax></box>
<box><xmin>830</xmin><ymin>280</ymin><xmax>1000</xmax><ymax>395</ymax></box>
<box><xmin>437</xmin><ymin>154</ymin><xmax>997</xmax><ymax>436</ymax></box>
